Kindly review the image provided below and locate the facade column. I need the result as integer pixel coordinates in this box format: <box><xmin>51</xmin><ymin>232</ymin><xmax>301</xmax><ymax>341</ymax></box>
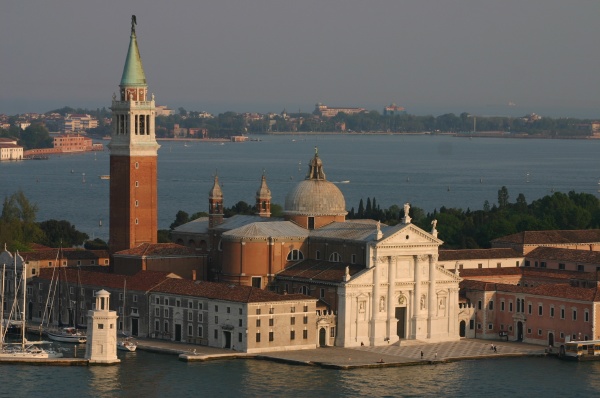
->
<box><xmin>412</xmin><ymin>255</ymin><xmax>421</xmax><ymax>339</ymax></box>
<box><xmin>427</xmin><ymin>254</ymin><xmax>437</xmax><ymax>338</ymax></box>
<box><xmin>386</xmin><ymin>256</ymin><xmax>396</xmax><ymax>342</ymax></box>
<box><xmin>370</xmin><ymin>253</ymin><xmax>380</xmax><ymax>346</ymax></box>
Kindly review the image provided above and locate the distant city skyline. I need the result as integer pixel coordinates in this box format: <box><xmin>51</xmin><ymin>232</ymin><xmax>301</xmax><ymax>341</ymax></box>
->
<box><xmin>2</xmin><ymin>1</ymin><xmax>600</xmax><ymax>118</ymax></box>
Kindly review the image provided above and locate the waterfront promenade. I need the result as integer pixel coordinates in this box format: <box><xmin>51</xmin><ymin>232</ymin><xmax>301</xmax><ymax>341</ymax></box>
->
<box><xmin>136</xmin><ymin>338</ymin><xmax>545</xmax><ymax>369</ymax></box>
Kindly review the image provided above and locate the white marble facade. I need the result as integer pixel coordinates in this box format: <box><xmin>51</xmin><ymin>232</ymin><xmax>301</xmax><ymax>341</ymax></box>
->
<box><xmin>337</xmin><ymin>223</ymin><xmax>461</xmax><ymax>347</ymax></box>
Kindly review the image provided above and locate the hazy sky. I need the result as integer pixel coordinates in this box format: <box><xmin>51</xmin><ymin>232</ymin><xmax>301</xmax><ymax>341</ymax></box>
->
<box><xmin>2</xmin><ymin>1</ymin><xmax>600</xmax><ymax>117</ymax></box>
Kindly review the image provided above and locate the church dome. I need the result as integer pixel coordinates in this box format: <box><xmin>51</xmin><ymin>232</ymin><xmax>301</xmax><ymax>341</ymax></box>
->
<box><xmin>284</xmin><ymin>149</ymin><xmax>347</xmax><ymax>217</ymax></box>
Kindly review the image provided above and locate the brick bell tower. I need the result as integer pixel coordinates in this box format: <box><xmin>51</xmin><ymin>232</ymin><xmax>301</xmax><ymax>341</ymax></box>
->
<box><xmin>108</xmin><ymin>16</ymin><xmax>160</xmax><ymax>254</ymax></box>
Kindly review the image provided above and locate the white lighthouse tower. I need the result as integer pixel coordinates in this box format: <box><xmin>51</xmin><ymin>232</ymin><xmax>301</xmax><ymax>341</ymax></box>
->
<box><xmin>85</xmin><ymin>289</ymin><xmax>120</xmax><ymax>364</ymax></box>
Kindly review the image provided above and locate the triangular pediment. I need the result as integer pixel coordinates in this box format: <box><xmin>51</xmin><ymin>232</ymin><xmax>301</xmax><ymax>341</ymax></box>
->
<box><xmin>375</xmin><ymin>223</ymin><xmax>443</xmax><ymax>248</ymax></box>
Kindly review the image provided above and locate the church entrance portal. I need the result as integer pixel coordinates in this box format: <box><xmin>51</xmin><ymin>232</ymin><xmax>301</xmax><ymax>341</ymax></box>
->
<box><xmin>395</xmin><ymin>307</ymin><xmax>406</xmax><ymax>339</ymax></box>
<box><xmin>459</xmin><ymin>321</ymin><xmax>466</xmax><ymax>337</ymax></box>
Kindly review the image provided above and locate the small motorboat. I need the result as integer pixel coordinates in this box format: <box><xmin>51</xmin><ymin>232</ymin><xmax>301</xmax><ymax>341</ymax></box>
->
<box><xmin>117</xmin><ymin>338</ymin><xmax>137</xmax><ymax>352</ymax></box>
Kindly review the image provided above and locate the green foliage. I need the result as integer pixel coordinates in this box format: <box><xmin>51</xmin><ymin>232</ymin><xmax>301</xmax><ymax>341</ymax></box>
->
<box><xmin>20</xmin><ymin>123</ymin><xmax>53</xmax><ymax>149</ymax></box>
<box><xmin>0</xmin><ymin>190</ymin><xmax>44</xmax><ymax>251</ymax></box>
<box><xmin>84</xmin><ymin>238</ymin><xmax>108</xmax><ymax>250</ymax></box>
<box><xmin>38</xmin><ymin>219</ymin><xmax>89</xmax><ymax>248</ymax></box>
<box><xmin>349</xmin><ymin>188</ymin><xmax>600</xmax><ymax>249</ymax></box>
<box><xmin>157</xmin><ymin>229</ymin><xmax>171</xmax><ymax>243</ymax></box>
<box><xmin>170</xmin><ymin>210</ymin><xmax>190</xmax><ymax>230</ymax></box>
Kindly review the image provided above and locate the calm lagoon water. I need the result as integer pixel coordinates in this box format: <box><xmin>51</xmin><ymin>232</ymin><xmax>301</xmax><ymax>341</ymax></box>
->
<box><xmin>1</xmin><ymin>134</ymin><xmax>599</xmax><ymax>242</ymax></box>
<box><xmin>3</xmin><ymin>350</ymin><xmax>600</xmax><ymax>397</ymax></box>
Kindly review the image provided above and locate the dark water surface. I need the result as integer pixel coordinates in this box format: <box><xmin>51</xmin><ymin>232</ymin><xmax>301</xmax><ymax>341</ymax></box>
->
<box><xmin>1</xmin><ymin>134</ymin><xmax>599</xmax><ymax>242</ymax></box>
<box><xmin>3</xmin><ymin>350</ymin><xmax>600</xmax><ymax>397</ymax></box>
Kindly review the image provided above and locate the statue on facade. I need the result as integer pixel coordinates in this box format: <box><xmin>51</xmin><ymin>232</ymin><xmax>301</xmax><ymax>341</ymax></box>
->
<box><xmin>131</xmin><ymin>15</ymin><xmax>137</xmax><ymax>33</ymax></box>
<box><xmin>431</xmin><ymin>219</ymin><xmax>438</xmax><ymax>238</ymax></box>
<box><xmin>379</xmin><ymin>296</ymin><xmax>386</xmax><ymax>312</ymax></box>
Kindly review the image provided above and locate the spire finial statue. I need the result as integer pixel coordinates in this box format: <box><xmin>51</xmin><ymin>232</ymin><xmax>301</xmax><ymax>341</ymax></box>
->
<box><xmin>131</xmin><ymin>15</ymin><xmax>137</xmax><ymax>33</ymax></box>
<box><xmin>315</xmin><ymin>146</ymin><xmax>318</xmax><ymax>156</ymax></box>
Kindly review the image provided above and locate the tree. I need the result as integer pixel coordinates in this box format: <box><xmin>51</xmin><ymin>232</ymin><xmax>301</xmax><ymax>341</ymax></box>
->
<box><xmin>170</xmin><ymin>210</ymin><xmax>190</xmax><ymax>230</ymax></box>
<box><xmin>38</xmin><ymin>219</ymin><xmax>89</xmax><ymax>248</ymax></box>
<box><xmin>20</xmin><ymin>123</ymin><xmax>52</xmax><ymax>149</ymax></box>
<box><xmin>498</xmin><ymin>186</ymin><xmax>509</xmax><ymax>209</ymax></box>
<box><xmin>84</xmin><ymin>238</ymin><xmax>108</xmax><ymax>250</ymax></box>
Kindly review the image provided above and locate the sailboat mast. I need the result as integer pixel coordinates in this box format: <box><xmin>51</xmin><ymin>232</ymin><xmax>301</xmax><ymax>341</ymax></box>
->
<box><xmin>1</xmin><ymin>264</ymin><xmax>5</xmax><ymax>346</ymax></box>
<box><xmin>21</xmin><ymin>261</ymin><xmax>26</xmax><ymax>351</ymax></box>
<box><xmin>123</xmin><ymin>278</ymin><xmax>127</xmax><ymax>334</ymax></box>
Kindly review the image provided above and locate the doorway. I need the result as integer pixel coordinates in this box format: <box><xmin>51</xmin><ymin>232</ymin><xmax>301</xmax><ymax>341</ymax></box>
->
<box><xmin>224</xmin><ymin>331</ymin><xmax>232</xmax><ymax>349</ymax></box>
<box><xmin>175</xmin><ymin>324</ymin><xmax>182</xmax><ymax>341</ymax></box>
<box><xmin>395</xmin><ymin>307</ymin><xmax>406</xmax><ymax>339</ymax></box>
<box><xmin>459</xmin><ymin>320</ymin><xmax>466</xmax><ymax>337</ymax></box>
<box><xmin>131</xmin><ymin>318</ymin><xmax>139</xmax><ymax>336</ymax></box>
<box><xmin>319</xmin><ymin>328</ymin><xmax>327</xmax><ymax>347</ymax></box>
<box><xmin>517</xmin><ymin>321</ymin><xmax>523</xmax><ymax>341</ymax></box>
<box><xmin>548</xmin><ymin>332</ymin><xmax>554</xmax><ymax>347</ymax></box>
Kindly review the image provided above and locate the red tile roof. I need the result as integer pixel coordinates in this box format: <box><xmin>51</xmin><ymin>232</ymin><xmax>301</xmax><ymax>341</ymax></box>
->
<box><xmin>492</xmin><ymin>230</ymin><xmax>600</xmax><ymax>245</ymax></box>
<box><xmin>114</xmin><ymin>243</ymin><xmax>201</xmax><ymax>257</ymax></box>
<box><xmin>439</xmin><ymin>248</ymin><xmax>522</xmax><ymax>261</ymax></box>
<box><xmin>153</xmin><ymin>278</ymin><xmax>315</xmax><ymax>303</ymax></box>
<box><xmin>460</xmin><ymin>279</ymin><xmax>600</xmax><ymax>302</ymax></box>
<box><xmin>277</xmin><ymin>259</ymin><xmax>363</xmax><ymax>283</ymax></box>
<box><xmin>20</xmin><ymin>248</ymin><xmax>107</xmax><ymax>261</ymax></box>
<box><xmin>526</xmin><ymin>247</ymin><xmax>600</xmax><ymax>264</ymax></box>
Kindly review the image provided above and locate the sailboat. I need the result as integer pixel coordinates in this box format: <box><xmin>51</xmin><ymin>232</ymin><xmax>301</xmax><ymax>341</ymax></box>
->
<box><xmin>117</xmin><ymin>278</ymin><xmax>137</xmax><ymax>352</ymax></box>
<box><xmin>0</xmin><ymin>257</ymin><xmax>63</xmax><ymax>359</ymax></box>
<box><xmin>41</xmin><ymin>251</ymin><xmax>86</xmax><ymax>344</ymax></box>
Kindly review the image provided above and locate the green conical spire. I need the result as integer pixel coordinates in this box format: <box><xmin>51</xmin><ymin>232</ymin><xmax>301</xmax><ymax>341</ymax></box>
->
<box><xmin>120</xmin><ymin>22</ymin><xmax>146</xmax><ymax>87</ymax></box>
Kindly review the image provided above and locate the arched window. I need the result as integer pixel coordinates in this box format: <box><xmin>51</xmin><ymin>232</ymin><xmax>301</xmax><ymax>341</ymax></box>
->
<box><xmin>329</xmin><ymin>252</ymin><xmax>341</xmax><ymax>262</ymax></box>
<box><xmin>287</xmin><ymin>249</ymin><xmax>304</xmax><ymax>261</ymax></box>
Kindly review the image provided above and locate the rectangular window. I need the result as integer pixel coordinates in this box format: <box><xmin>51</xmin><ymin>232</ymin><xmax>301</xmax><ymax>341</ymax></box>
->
<box><xmin>119</xmin><ymin>293</ymin><xmax>124</xmax><ymax>301</ymax></box>
<box><xmin>540</xmin><ymin>261</ymin><xmax>547</xmax><ymax>268</ymax></box>
<box><xmin>256</xmin><ymin>319</ymin><xmax>261</xmax><ymax>327</ymax></box>
<box><xmin>252</xmin><ymin>277</ymin><xmax>262</xmax><ymax>288</ymax></box>
<box><xmin>303</xmin><ymin>305</ymin><xmax>308</xmax><ymax>312</ymax></box>
<box><xmin>215</xmin><ymin>305</ymin><xmax>218</xmax><ymax>312</ymax></box>
<box><xmin>585</xmin><ymin>310</ymin><xmax>589</xmax><ymax>322</ymax></box>
<box><xmin>155</xmin><ymin>297</ymin><xmax>160</xmax><ymax>305</ymax></box>
<box><xmin>303</xmin><ymin>330</ymin><xmax>308</xmax><ymax>339</ymax></box>
<box><xmin>469</xmin><ymin>320</ymin><xmax>474</xmax><ymax>330</ymax></box>
<box><xmin>133</xmin><ymin>295</ymin><xmax>138</xmax><ymax>303</ymax></box>
<box><xmin>488</xmin><ymin>301</ymin><xmax>494</xmax><ymax>310</ymax></box>
<box><xmin>188</xmin><ymin>312</ymin><xmax>193</xmax><ymax>321</ymax></box>
<box><xmin>256</xmin><ymin>308</ymin><xmax>261</xmax><ymax>315</ymax></box>
<box><xmin>290</xmin><ymin>317</ymin><xmax>295</xmax><ymax>325</ymax></box>
<box><xmin>561</xmin><ymin>308</ymin><xmax>565</xmax><ymax>319</ymax></box>
<box><xmin>165</xmin><ymin>298</ymin><xmax>169</xmax><ymax>306</ymax></box>
<box><xmin>269</xmin><ymin>332</ymin><xmax>274</xmax><ymax>342</ymax></box>
<box><xmin>320</xmin><ymin>288</ymin><xmax>325</xmax><ymax>298</ymax></box>
<box><xmin>198</xmin><ymin>326</ymin><xmax>203</xmax><ymax>337</ymax></box>
<box><xmin>290</xmin><ymin>330</ymin><xmax>295</xmax><ymax>340</ymax></box>
<box><xmin>164</xmin><ymin>308</ymin><xmax>169</xmax><ymax>317</ymax></box>
<box><xmin>573</xmin><ymin>309</ymin><xmax>577</xmax><ymax>321</ymax></box>
<box><xmin>227</xmin><ymin>307</ymin><xmax>231</xmax><ymax>314</ymax></box>
<box><xmin>269</xmin><ymin>318</ymin><xmax>274</xmax><ymax>326</ymax></box>
<box><xmin>239</xmin><ymin>333</ymin><xmax>242</xmax><ymax>343</ymax></box>
<box><xmin>525</xmin><ymin>260</ymin><xmax>530</xmax><ymax>267</ymax></box>
<box><xmin>351</xmin><ymin>254</ymin><xmax>356</xmax><ymax>264</ymax></box>
<box><xmin>98</xmin><ymin>324</ymin><xmax>104</xmax><ymax>329</ymax></box>
<box><xmin>239</xmin><ymin>319</ymin><xmax>242</xmax><ymax>327</ymax></box>
<box><xmin>478</xmin><ymin>263</ymin><xmax>483</xmax><ymax>269</ymax></box>
<box><xmin>550</xmin><ymin>307</ymin><xmax>555</xmax><ymax>317</ymax></box>
<box><xmin>269</xmin><ymin>307</ymin><xmax>274</xmax><ymax>314</ymax></box>
<box><xmin>578</xmin><ymin>264</ymin><xmax>584</xmax><ymax>272</ymax></box>
<box><xmin>188</xmin><ymin>325</ymin><xmax>193</xmax><ymax>336</ymax></box>
<box><xmin>478</xmin><ymin>301</ymin><xmax>482</xmax><ymax>310</ymax></box>
<box><xmin>559</xmin><ymin>263</ymin><xmax>565</xmax><ymax>270</ymax></box>
<box><xmin>501</xmin><ymin>301</ymin><xmax>505</xmax><ymax>311</ymax></box>
<box><xmin>199</xmin><ymin>303</ymin><xmax>203</xmax><ymax>310</ymax></box>
<box><xmin>239</xmin><ymin>308</ymin><xmax>242</xmax><ymax>315</ymax></box>
<box><xmin>303</xmin><ymin>315</ymin><xmax>308</xmax><ymax>324</ymax></box>
<box><xmin>488</xmin><ymin>324</ymin><xmax>493</xmax><ymax>330</ymax></box>
<box><xmin>538</xmin><ymin>305</ymin><xmax>543</xmax><ymax>316</ymax></box>
<box><xmin>528</xmin><ymin>304</ymin><xmax>532</xmax><ymax>315</ymax></box>
<box><xmin>188</xmin><ymin>302</ymin><xmax>193</xmax><ymax>309</ymax></box>
<box><xmin>497</xmin><ymin>262</ymin><xmax>501</xmax><ymax>268</ymax></box>
<box><xmin>256</xmin><ymin>333</ymin><xmax>261</xmax><ymax>343</ymax></box>
<box><xmin>291</xmin><ymin>306</ymin><xmax>295</xmax><ymax>313</ymax></box>
<box><xmin>155</xmin><ymin>320</ymin><xmax>160</xmax><ymax>331</ymax></box>
<box><xmin>330</xmin><ymin>327</ymin><xmax>336</xmax><ymax>337</ymax></box>
<box><xmin>214</xmin><ymin>329</ymin><xmax>218</xmax><ymax>339</ymax></box>
<box><xmin>198</xmin><ymin>313</ymin><xmax>203</xmax><ymax>322</ymax></box>
<box><xmin>215</xmin><ymin>316</ymin><xmax>218</xmax><ymax>324</ymax></box>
